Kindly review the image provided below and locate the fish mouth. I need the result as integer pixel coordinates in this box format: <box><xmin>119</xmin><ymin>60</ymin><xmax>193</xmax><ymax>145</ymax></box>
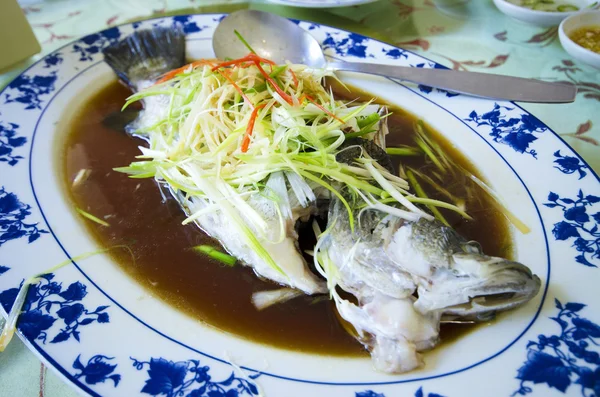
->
<box><xmin>439</xmin><ymin>285</ymin><xmax>540</xmax><ymax>321</ymax></box>
<box><xmin>415</xmin><ymin>255</ymin><xmax>542</xmax><ymax>318</ymax></box>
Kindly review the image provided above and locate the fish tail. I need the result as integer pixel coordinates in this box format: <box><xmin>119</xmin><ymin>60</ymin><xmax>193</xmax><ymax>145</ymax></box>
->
<box><xmin>102</xmin><ymin>27</ymin><xmax>186</xmax><ymax>91</ymax></box>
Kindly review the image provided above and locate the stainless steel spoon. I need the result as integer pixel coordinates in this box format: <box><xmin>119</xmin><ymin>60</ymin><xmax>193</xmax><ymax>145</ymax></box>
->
<box><xmin>213</xmin><ymin>10</ymin><xmax>577</xmax><ymax>103</ymax></box>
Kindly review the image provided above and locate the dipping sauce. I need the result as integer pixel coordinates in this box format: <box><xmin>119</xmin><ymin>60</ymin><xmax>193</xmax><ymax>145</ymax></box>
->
<box><xmin>570</xmin><ymin>25</ymin><xmax>600</xmax><ymax>53</ymax></box>
<box><xmin>508</xmin><ymin>0</ymin><xmax>580</xmax><ymax>11</ymax></box>
<box><xmin>62</xmin><ymin>81</ymin><xmax>510</xmax><ymax>356</ymax></box>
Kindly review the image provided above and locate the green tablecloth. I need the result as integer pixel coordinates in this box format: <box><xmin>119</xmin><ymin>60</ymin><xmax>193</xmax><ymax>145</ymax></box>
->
<box><xmin>1</xmin><ymin>1</ymin><xmax>598</xmax><ymax>395</ymax></box>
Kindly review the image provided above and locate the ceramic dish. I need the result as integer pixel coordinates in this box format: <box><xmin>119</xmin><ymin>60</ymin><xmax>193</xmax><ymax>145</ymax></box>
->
<box><xmin>493</xmin><ymin>0</ymin><xmax>597</xmax><ymax>26</ymax></box>
<box><xmin>1</xmin><ymin>14</ymin><xmax>599</xmax><ymax>397</ymax></box>
<box><xmin>559</xmin><ymin>10</ymin><xmax>600</xmax><ymax>68</ymax></box>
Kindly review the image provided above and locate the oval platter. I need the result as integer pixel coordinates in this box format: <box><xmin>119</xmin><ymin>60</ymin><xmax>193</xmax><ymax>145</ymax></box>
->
<box><xmin>0</xmin><ymin>14</ymin><xmax>599</xmax><ymax>397</ymax></box>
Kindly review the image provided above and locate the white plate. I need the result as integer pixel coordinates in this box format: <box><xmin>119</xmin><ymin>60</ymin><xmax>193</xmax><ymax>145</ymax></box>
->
<box><xmin>265</xmin><ymin>0</ymin><xmax>378</xmax><ymax>7</ymax></box>
<box><xmin>1</xmin><ymin>14</ymin><xmax>599</xmax><ymax>397</ymax></box>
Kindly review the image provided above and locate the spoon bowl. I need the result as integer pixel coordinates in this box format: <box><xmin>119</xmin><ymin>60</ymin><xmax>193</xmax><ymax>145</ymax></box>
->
<box><xmin>213</xmin><ymin>10</ymin><xmax>326</xmax><ymax>67</ymax></box>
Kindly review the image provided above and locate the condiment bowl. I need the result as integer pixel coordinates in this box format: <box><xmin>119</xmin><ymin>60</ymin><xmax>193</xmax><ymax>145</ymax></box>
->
<box><xmin>493</xmin><ymin>0</ymin><xmax>597</xmax><ymax>27</ymax></box>
<box><xmin>559</xmin><ymin>10</ymin><xmax>600</xmax><ymax>68</ymax></box>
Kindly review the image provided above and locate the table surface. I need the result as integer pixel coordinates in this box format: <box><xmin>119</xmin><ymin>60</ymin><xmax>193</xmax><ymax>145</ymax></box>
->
<box><xmin>1</xmin><ymin>0</ymin><xmax>599</xmax><ymax>395</ymax></box>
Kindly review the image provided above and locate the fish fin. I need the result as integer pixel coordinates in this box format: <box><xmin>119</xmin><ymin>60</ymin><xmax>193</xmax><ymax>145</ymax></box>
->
<box><xmin>373</xmin><ymin>106</ymin><xmax>389</xmax><ymax>150</ymax></box>
<box><xmin>102</xmin><ymin>27</ymin><xmax>186</xmax><ymax>90</ymax></box>
<box><xmin>359</xmin><ymin>138</ymin><xmax>395</xmax><ymax>174</ymax></box>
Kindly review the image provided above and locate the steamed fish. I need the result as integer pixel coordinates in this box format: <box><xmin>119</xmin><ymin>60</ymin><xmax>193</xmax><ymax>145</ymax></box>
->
<box><xmin>102</xmin><ymin>27</ymin><xmax>542</xmax><ymax>375</ymax></box>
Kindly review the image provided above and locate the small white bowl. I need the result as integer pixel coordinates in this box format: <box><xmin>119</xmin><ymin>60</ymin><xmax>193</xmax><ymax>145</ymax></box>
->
<box><xmin>493</xmin><ymin>0</ymin><xmax>596</xmax><ymax>27</ymax></box>
<box><xmin>559</xmin><ymin>10</ymin><xmax>600</xmax><ymax>68</ymax></box>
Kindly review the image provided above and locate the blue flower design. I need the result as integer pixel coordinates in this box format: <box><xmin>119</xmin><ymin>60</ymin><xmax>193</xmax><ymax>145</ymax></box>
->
<box><xmin>43</xmin><ymin>53</ymin><xmax>63</xmax><ymax>69</ymax></box>
<box><xmin>356</xmin><ymin>387</ymin><xmax>446</xmax><ymax>397</ymax></box>
<box><xmin>131</xmin><ymin>357</ymin><xmax>260</xmax><ymax>397</ymax></box>
<box><xmin>73</xmin><ymin>354</ymin><xmax>121</xmax><ymax>387</ymax></box>
<box><xmin>0</xmin><ymin>265</ymin><xmax>8</xmax><ymax>275</ymax></box>
<box><xmin>465</xmin><ymin>103</ymin><xmax>547</xmax><ymax>157</ymax></box>
<box><xmin>513</xmin><ymin>298</ymin><xmax>600</xmax><ymax>396</ymax></box>
<box><xmin>545</xmin><ymin>190</ymin><xmax>600</xmax><ymax>267</ymax></box>
<box><xmin>0</xmin><ymin>121</ymin><xmax>26</xmax><ymax>166</ymax></box>
<box><xmin>356</xmin><ymin>391</ymin><xmax>385</xmax><ymax>397</ymax></box>
<box><xmin>4</xmin><ymin>72</ymin><xmax>57</xmax><ymax>110</ymax></box>
<box><xmin>410</xmin><ymin>62</ymin><xmax>458</xmax><ymax>98</ymax></box>
<box><xmin>171</xmin><ymin>15</ymin><xmax>207</xmax><ymax>34</ymax></box>
<box><xmin>73</xmin><ymin>27</ymin><xmax>121</xmax><ymax>62</ymax></box>
<box><xmin>322</xmin><ymin>32</ymin><xmax>372</xmax><ymax>59</ymax></box>
<box><xmin>553</xmin><ymin>150</ymin><xmax>588</xmax><ymax>180</ymax></box>
<box><xmin>382</xmin><ymin>48</ymin><xmax>408</xmax><ymax>60</ymax></box>
<box><xmin>0</xmin><ymin>186</ymin><xmax>48</xmax><ymax>247</ymax></box>
<box><xmin>0</xmin><ymin>274</ymin><xmax>110</xmax><ymax>343</ymax></box>
<box><xmin>414</xmin><ymin>387</ymin><xmax>446</xmax><ymax>397</ymax></box>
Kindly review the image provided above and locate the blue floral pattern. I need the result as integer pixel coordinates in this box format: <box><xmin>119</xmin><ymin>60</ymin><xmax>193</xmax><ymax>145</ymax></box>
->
<box><xmin>412</xmin><ymin>62</ymin><xmax>458</xmax><ymax>98</ymax></box>
<box><xmin>0</xmin><ymin>266</ymin><xmax>8</xmax><ymax>275</ymax></box>
<box><xmin>553</xmin><ymin>150</ymin><xmax>588</xmax><ymax>180</ymax></box>
<box><xmin>171</xmin><ymin>15</ymin><xmax>207</xmax><ymax>34</ymax></box>
<box><xmin>0</xmin><ymin>187</ymin><xmax>47</xmax><ymax>246</ymax></box>
<box><xmin>0</xmin><ymin>274</ymin><xmax>110</xmax><ymax>343</ymax></box>
<box><xmin>43</xmin><ymin>53</ymin><xmax>63</xmax><ymax>69</ymax></box>
<box><xmin>4</xmin><ymin>71</ymin><xmax>57</xmax><ymax>110</ymax></box>
<box><xmin>356</xmin><ymin>387</ymin><xmax>446</xmax><ymax>397</ymax></box>
<box><xmin>356</xmin><ymin>392</ymin><xmax>385</xmax><ymax>397</ymax></box>
<box><xmin>73</xmin><ymin>27</ymin><xmax>121</xmax><ymax>62</ymax></box>
<box><xmin>322</xmin><ymin>32</ymin><xmax>372</xmax><ymax>59</ymax></box>
<box><xmin>513</xmin><ymin>299</ymin><xmax>600</xmax><ymax>396</ymax></box>
<box><xmin>131</xmin><ymin>357</ymin><xmax>260</xmax><ymax>397</ymax></box>
<box><xmin>73</xmin><ymin>354</ymin><xmax>121</xmax><ymax>387</ymax></box>
<box><xmin>0</xmin><ymin>121</ymin><xmax>26</xmax><ymax>166</ymax></box>
<box><xmin>465</xmin><ymin>103</ymin><xmax>547</xmax><ymax>157</ymax></box>
<box><xmin>382</xmin><ymin>47</ymin><xmax>409</xmax><ymax>60</ymax></box>
<box><xmin>545</xmin><ymin>190</ymin><xmax>600</xmax><ymax>268</ymax></box>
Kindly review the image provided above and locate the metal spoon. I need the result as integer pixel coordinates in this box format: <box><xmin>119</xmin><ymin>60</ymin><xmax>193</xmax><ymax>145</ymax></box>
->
<box><xmin>213</xmin><ymin>10</ymin><xmax>577</xmax><ymax>103</ymax></box>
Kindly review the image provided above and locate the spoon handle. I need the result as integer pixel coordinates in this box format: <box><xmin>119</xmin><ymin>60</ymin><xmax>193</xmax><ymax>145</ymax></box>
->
<box><xmin>328</xmin><ymin>61</ymin><xmax>577</xmax><ymax>103</ymax></box>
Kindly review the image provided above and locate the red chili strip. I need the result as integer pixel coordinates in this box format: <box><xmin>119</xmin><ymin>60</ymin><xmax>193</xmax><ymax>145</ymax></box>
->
<box><xmin>154</xmin><ymin>59</ymin><xmax>214</xmax><ymax>85</ymax></box>
<box><xmin>240</xmin><ymin>104</ymin><xmax>266</xmax><ymax>153</ymax></box>
<box><xmin>304</xmin><ymin>94</ymin><xmax>344</xmax><ymax>123</ymax></box>
<box><xmin>289</xmin><ymin>69</ymin><xmax>299</xmax><ymax>88</ymax></box>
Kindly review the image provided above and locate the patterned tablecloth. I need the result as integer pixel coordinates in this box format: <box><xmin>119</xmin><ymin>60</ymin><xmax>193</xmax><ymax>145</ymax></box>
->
<box><xmin>0</xmin><ymin>0</ymin><xmax>598</xmax><ymax>395</ymax></box>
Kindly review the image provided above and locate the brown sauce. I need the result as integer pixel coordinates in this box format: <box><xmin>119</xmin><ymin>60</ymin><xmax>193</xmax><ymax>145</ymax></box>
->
<box><xmin>62</xmin><ymin>81</ymin><xmax>511</xmax><ymax>356</ymax></box>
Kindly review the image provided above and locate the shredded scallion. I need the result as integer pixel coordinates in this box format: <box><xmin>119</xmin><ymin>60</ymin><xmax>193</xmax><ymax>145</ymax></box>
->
<box><xmin>193</xmin><ymin>245</ymin><xmax>237</xmax><ymax>266</ymax></box>
<box><xmin>76</xmin><ymin>208</ymin><xmax>110</xmax><ymax>227</ymax></box>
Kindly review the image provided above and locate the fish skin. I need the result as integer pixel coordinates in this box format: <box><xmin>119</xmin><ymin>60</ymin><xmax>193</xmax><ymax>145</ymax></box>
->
<box><xmin>384</xmin><ymin>217</ymin><xmax>541</xmax><ymax>318</ymax></box>
<box><xmin>172</xmin><ymin>183</ymin><xmax>327</xmax><ymax>295</ymax></box>
<box><xmin>326</xmin><ymin>195</ymin><xmax>417</xmax><ymax>300</ymax></box>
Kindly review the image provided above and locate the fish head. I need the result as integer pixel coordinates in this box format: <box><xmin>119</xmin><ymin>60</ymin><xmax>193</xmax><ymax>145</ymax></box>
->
<box><xmin>416</xmin><ymin>253</ymin><xmax>541</xmax><ymax>319</ymax></box>
<box><xmin>384</xmin><ymin>217</ymin><xmax>541</xmax><ymax>319</ymax></box>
